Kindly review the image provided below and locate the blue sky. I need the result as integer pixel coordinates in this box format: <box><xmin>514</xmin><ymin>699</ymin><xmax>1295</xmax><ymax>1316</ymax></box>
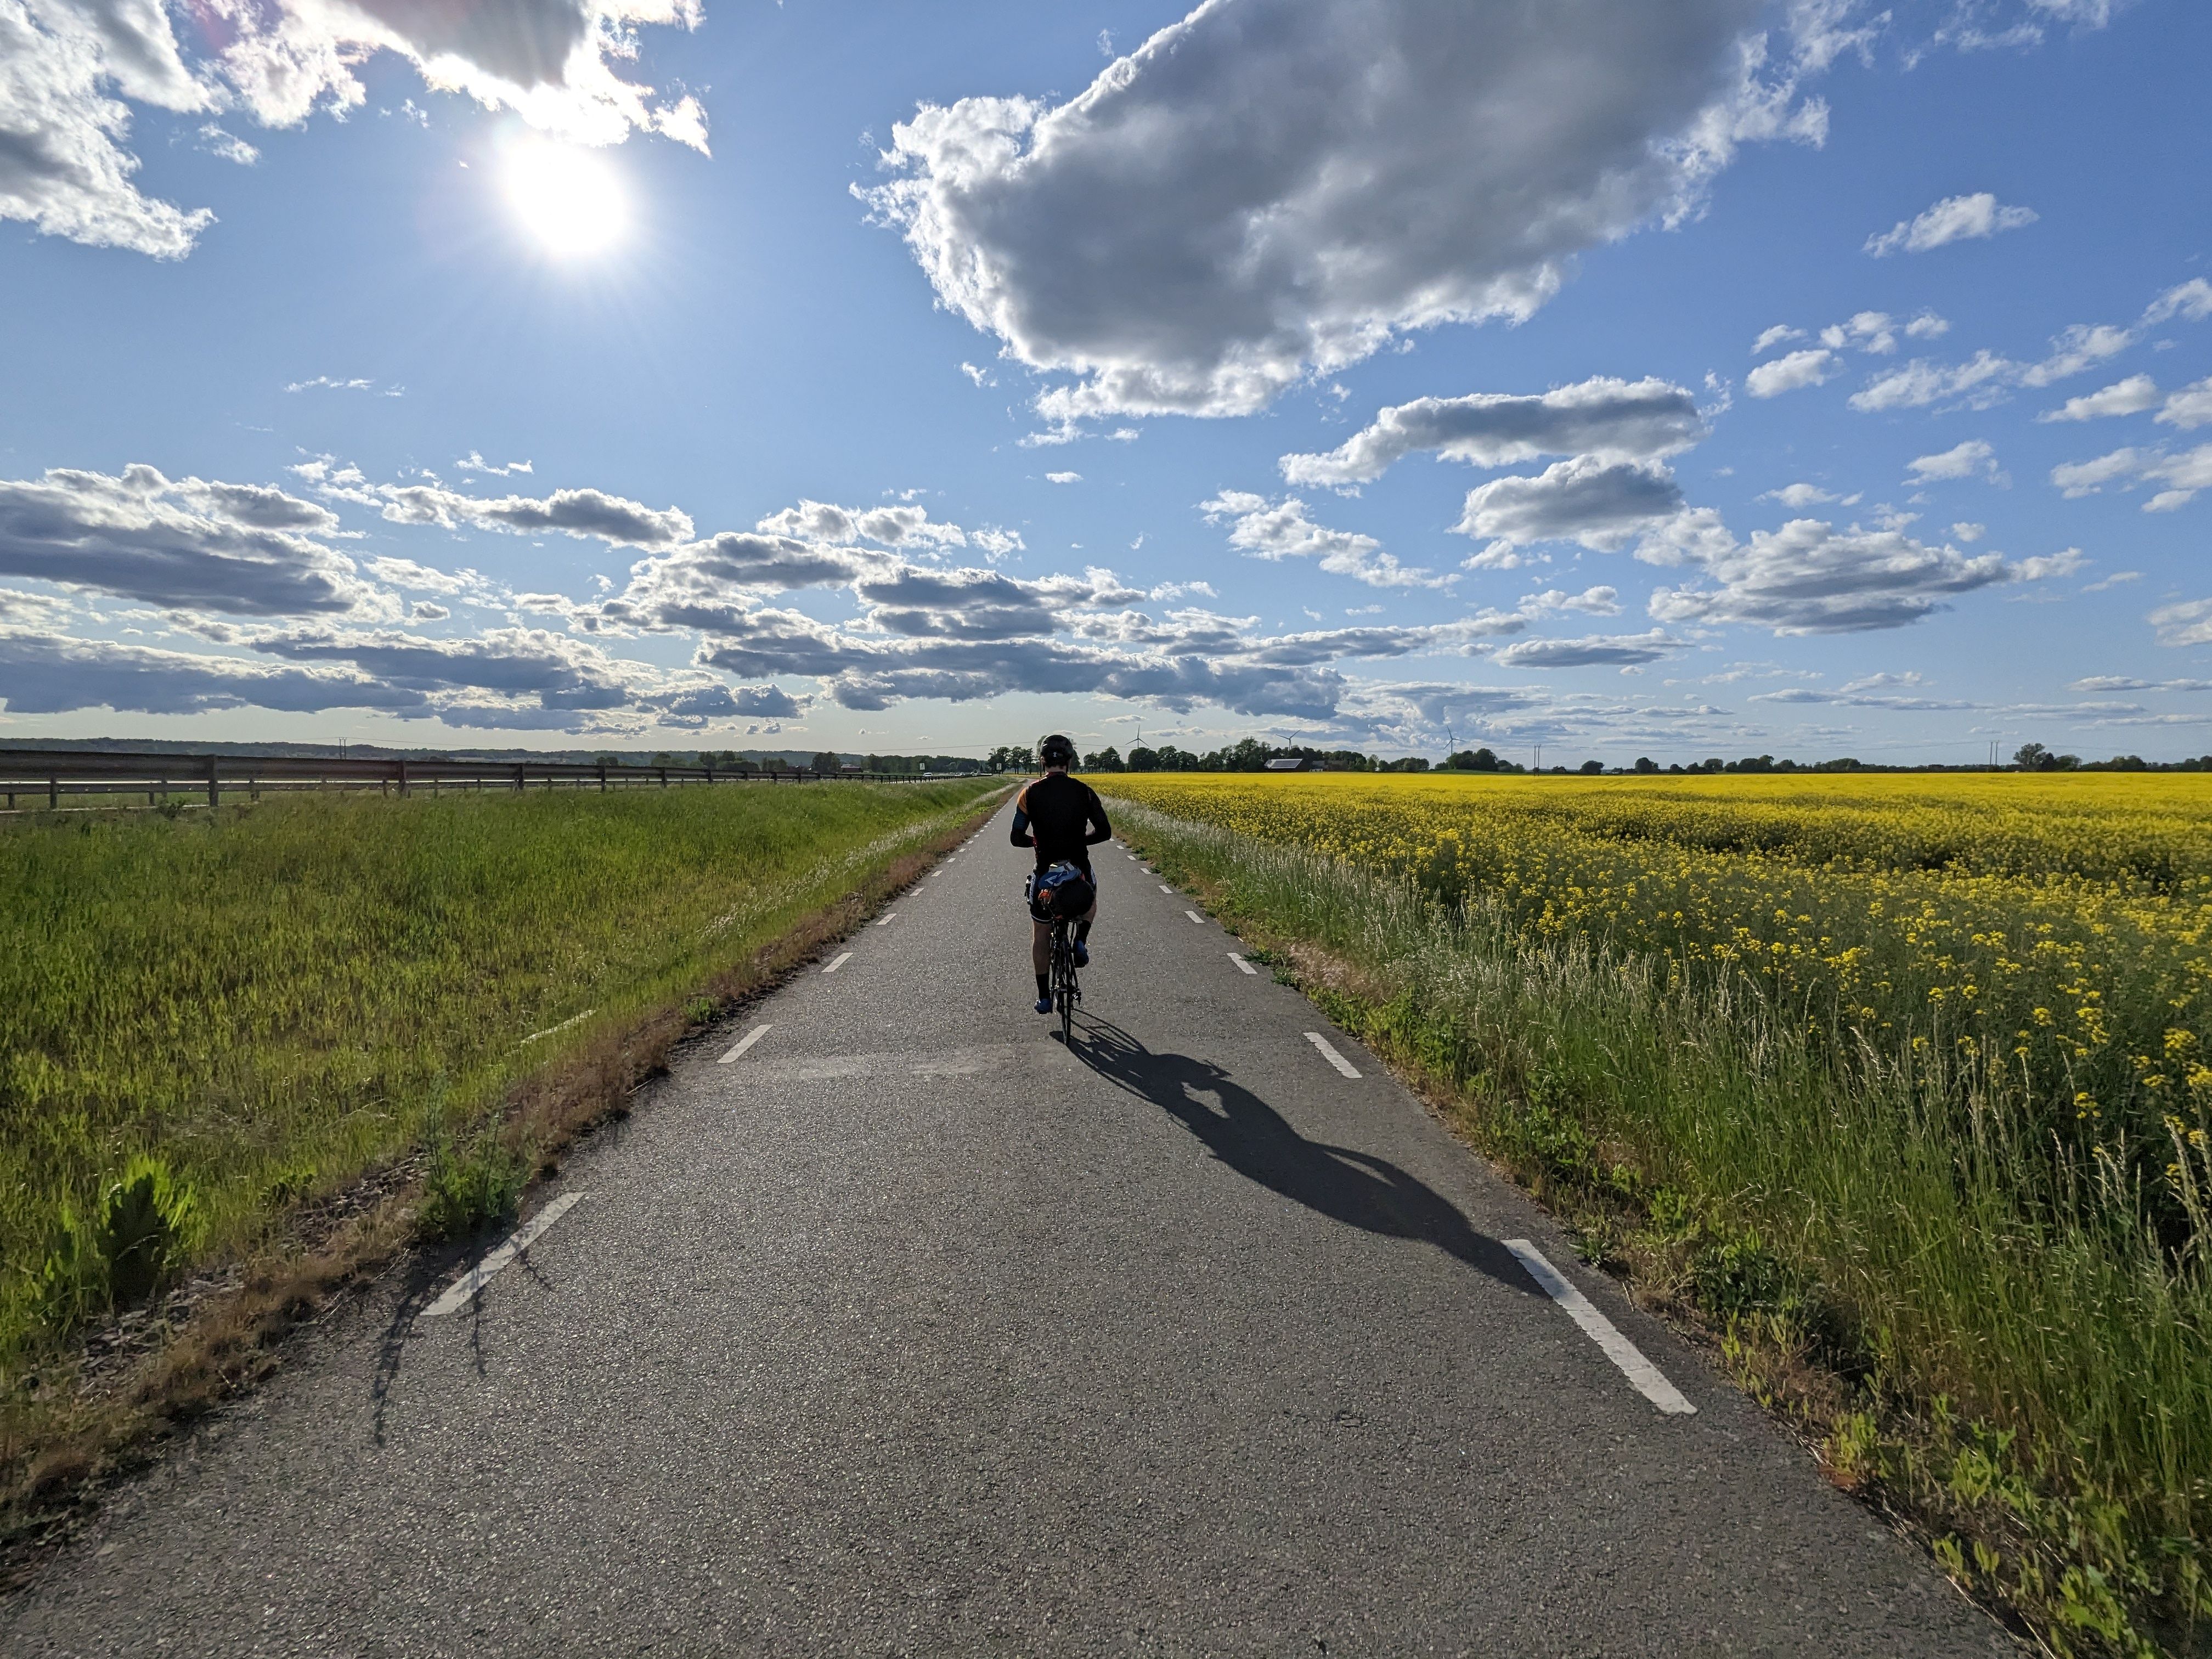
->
<box><xmin>2</xmin><ymin>0</ymin><xmax>2208</xmax><ymax>762</ymax></box>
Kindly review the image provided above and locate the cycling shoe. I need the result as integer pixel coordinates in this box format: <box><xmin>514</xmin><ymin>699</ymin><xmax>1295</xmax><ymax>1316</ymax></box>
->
<box><xmin>1033</xmin><ymin>996</ymin><xmax>1053</xmax><ymax>1014</ymax></box>
<box><xmin>1072</xmin><ymin>941</ymin><xmax>1090</xmax><ymax>967</ymax></box>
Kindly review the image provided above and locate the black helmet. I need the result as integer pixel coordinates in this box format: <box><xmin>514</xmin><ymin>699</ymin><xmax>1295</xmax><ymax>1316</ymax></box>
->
<box><xmin>1039</xmin><ymin>733</ymin><xmax>1076</xmax><ymax>768</ymax></box>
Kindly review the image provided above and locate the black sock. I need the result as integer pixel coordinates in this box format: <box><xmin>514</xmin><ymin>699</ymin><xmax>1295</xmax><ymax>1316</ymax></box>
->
<box><xmin>1076</xmin><ymin>919</ymin><xmax>1092</xmax><ymax>943</ymax></box>
<box><xmin>1035</xmin><ymin>973</ymin><xmax>1050</xmax><ymax>999</ymax></box>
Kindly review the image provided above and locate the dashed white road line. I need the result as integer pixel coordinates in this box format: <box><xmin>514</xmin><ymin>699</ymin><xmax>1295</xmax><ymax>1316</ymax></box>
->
<box><xmin>1304</xmin><ymin>1031</ymin><xmax>1362</xmax><ymax>1077</ymax></box>
<box><xmin>1184</xmin><ymin>909</ymin><xmax>1206</xmax><ymax>925</ymax></box>
<box><xmin>1228</xmin><ymin>952</ymin><xmax>1257</xmax><ymax>975</ymax></box>
<box><xmin>422</xmin><ymin>1193</ymin><xmax>587</xmax><ymax>1318</ymax></box>
<box><xmin>719</xmin><ymin>1023</ymin><xmax>772</xmax><ymax>1063</ymax></box>
<box><xmin>876</xmin><ymin>912</ymin><xmax>899</xmax><ymax>927</ymax></box>
<box><xmin>1159</xmin><ymin>883</ymin><xmax>1175</xmax><ymax>893</ymax></box>
<box><xmin>822</xmin><ymin>952</ymin><xmax>854</xmax><ymax>974</ymax></box>
<box><xmin>1504</xmin><ymin>1239</ymin><xmax>1697</xmax><ymax>1416</ymax></box>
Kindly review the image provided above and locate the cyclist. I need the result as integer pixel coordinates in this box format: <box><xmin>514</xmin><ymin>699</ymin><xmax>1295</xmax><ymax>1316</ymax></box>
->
<box><xmin>1011</xmin><ymin>735</ymin><xmax>1112</xmax><ymax>1014</ymax></box>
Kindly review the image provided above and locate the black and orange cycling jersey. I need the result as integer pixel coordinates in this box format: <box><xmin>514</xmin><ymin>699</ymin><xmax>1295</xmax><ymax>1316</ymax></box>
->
<box><xmin>1011</xmin><ymin>772</ymin><xmax>1113</xmax><ymax>874</ymax></box>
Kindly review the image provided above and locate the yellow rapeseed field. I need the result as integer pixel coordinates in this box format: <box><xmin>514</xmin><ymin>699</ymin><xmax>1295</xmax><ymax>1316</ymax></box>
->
<box><xmin>1094</xmin><ymin>771</ymin><xmax>2212</xmax><ymax>1223</ymax></box>
<box><xmin>1096</xmin><ymin>769</ymin><xmax>2212</xmax><ymax>1645</ymax></box>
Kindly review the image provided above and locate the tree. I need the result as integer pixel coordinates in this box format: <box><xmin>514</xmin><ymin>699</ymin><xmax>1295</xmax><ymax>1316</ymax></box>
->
<box><xmin>811</xmin><ymin>751</ymin><xmax>842</xmax><ymax>775</ymax></box>
<box><xmin>1126</xmin><ymin>746</ymin><xmax>1159</xmax><ymax>772</ymax></box>
<box><xmin>2013</xmin><ymin>742</ymin><xmax>2049</xmax><ymax>770</ymax></box>
<box><xmin>1578</xmin><ymin>759</ymin><xmax>1604</xmax><ymax>774</ymax></box>
<box><xmin>1082</xmin><ymin>746</ymin><xmax>1123</xmax><ymax>772</ymax></box>
<box><xmin>1443</xmin><ymin>747</ymin><xmax>1503</xmax><ymax>771</ymax></box>
<box><xmin>1633</xmin><ymin>756</ymin><xmax>1658</xmax><ymax>774</ymax></box>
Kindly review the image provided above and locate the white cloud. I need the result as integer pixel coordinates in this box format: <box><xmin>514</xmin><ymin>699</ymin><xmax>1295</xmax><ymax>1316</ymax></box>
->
<box><xmin>456</xmin><ymin>452</ymin><xmax>535</xmax><ymax>477</ymax></box>
<box><xmin>0</xmin><ymin>618</ymin><xmax>797</xmax><ymax>733</ymax></box>
<box><xmin>195</xmin><ymin>123</ymin><xmax>258</xmax><ymax>165</ymax></box>
<box><xmin>2145</xmin><ymin>279</ymin><xmax>2212</xmax><ymax>325</ymax></box>
<box><xmin>754</xmin><ymin>498</ymin><xmax>967</xmax><ymax>549</ymax></box>
<box><xmin>1858</xmin><ymin>281</ymin><xmax>2211</xmax><ymax>413</ymax></box>
<box><xmin>960</xmin><ymin>362</ymin><xmax>994</xmax><ymax>387</ymax></box>
<box><xmin>1747</xmin><ymin>348</ymin><xmax>1835</xmax><ymax>398</ymax></box>
<box><xmin>863</xmin><ymin>0</ymin><xmax>1829</xmax><ymax>423</ymax></box>
<box><xmin>1497</xmin><ymin>629</ymin><xmax>1684</xmax><ymax>668</ymax></box>
<box><xmin>1820</xmin><ymin>310</ymin><xmax>1900</xmax><ymax>354</ymax></box>
<box><xmin>285</xmin><ymin>376</ymin><xmax>381</xmax><ymax>394</ymax></box>
<box><xmin>1850</xmin><ymin>349</ymin><xmax>2015</xmax><ymax>411</ymax></box>
<box><xmin>2</xmin><ymin>0</ymin><xmax>705</xmax><ymax>259</ymax></box>
<box><xmin>0</xmin><ymin>0</ymin><xmax>218</xmax><ymax>257</ymax></box>
<box><xmin>0</xmin><ymin>629</ymin><xmax>425</xmax><ymax>718</ymax></box>
<box><xmin>2039</xmin><ymin>374</ymin><xmax>2162</xmax><ymax>422</ymax></box>
<box><xmin>0</xmin><ymin>462</ymin><xmax>380</xmax><ymax>615</ymax></box>
<box><xmin>2014</xmin><ymin>547</ymin><xmax>2085</xmax><ymax>580</ymax></box>
<box><xmin>2051</xmin><ymin>443</ymin><xmax>2212</xmax><ymax>509</ymax></box>
<box><xmin>1046</xmin><ymin>471</ymin><xmax>1082</xmax><ymax>484</ymax></box>
<box><xmin>0</xmin><ymin>585</ymin><xmax>71</xmax><ymax>628</ymax></box>
<box><xmin>1864</xmin><ymin>191</ymin><xmax>2037</xmax><ymax>256</ymax></box>
<box><xmin>2018</xmin><ymin>322</ymin><xmax>2133</xmax><ymax>387</ymax></box>
<box><xmin>1648</xmin><ymin>518</ymin><xmax>2015</xmax><ymax>633</ymax></box>
<box><xmin>1759</xmin><ymin>482</ymin><xmax>1860</xmax><ymax>508</ymax></box>
<box><xmin>1453</xmin><ymin>456</ymin><xmax>1685</xmax><ymax>552</ymax></box>
<box><xmin>1751</xmin><ymin>324</ymin><xmax>1802</xmax><ymax>354</ymax></box>
<box><xmin>1200</xmin><ymin>490</ymin><xmax>1451</xmax><ymax>589</ymax></box>
<box><xmin>0</xmin><ymin>466</ymin><xmax>1566</xmax><ymax>735</ymax></box>
<box><xmin>1951</xmin><ymin>521</ymin><xmax>1985</xmax><ymax>541</ymax></box>
<box><xmin>1519</xmin><ymin>585</ymin><xmax>1622</xmax><ymax>616</ymax></box>
<box><xmin>2158</xmin><ymin>377</ymin><xmax>2212</xmax><ymax>432</ymax></box>
<box><xmin>1905</xmin><ymin>439</ymin><xmax>1999</xmax><ymax>483</ymax></box>
<box><xmin>2149</xmin><ymin>600</ymin><xmax>2212</xmax><ymax>649</ymax></box>
<box><xmin>1278</xmin><ymin>376</ymin><xmax>1705</xmax><ymax>486</ymax></box>
<box><xmin>377</xmin><ymin>482</ymin><xmax>695</xmax><ymax>548</ymax></box>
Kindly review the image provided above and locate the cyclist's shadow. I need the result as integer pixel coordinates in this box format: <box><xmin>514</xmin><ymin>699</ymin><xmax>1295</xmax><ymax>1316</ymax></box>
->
<box><xmin>1073</xmin><ymin>1018</ymin><xmax>1536</xmax><ymax>1297</ymax></box>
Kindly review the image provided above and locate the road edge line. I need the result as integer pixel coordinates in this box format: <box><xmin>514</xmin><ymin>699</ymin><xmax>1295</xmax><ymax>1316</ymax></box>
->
<box><xmin>422</xmin><ymin>1193</ymin><xmax>589</xmax><ymax>1318</ymax></box>
<box><xmin>1504</xmin><ymin>1238</ymin><xmax>1697</xmax><ymax>1416</ymax></box>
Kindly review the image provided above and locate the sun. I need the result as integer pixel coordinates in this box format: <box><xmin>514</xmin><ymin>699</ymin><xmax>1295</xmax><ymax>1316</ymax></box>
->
<box><xmin>504</xmin><ymin>141</ymin><xmax>629</xmax><ymax>257</ymax></box>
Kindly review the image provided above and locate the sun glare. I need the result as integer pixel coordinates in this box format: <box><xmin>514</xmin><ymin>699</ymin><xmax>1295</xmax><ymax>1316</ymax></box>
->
<box><xmin>504</xmin><ymin>141</ymin><xmax>629</xmax><ymax>257</ymax></box>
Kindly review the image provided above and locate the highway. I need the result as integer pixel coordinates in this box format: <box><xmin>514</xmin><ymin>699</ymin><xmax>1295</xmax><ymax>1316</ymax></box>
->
<box><xmin>1</xmin><ymin>799</ymin><xmax>2012</xmax><ymax>1655</ymax></box>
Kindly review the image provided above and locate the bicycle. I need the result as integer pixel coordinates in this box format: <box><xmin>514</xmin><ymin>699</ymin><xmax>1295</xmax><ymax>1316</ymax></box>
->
<box><xmin>1048</xmin><ymin>912</ymin><xmax>1081</xmax><ymax>1042</ymax></box>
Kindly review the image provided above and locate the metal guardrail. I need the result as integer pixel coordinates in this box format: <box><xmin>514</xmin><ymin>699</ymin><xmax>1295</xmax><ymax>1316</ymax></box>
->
<box><xmin>0</xmin><ymin>747</ymin><xmax>973</xmax><ymax>811</ymax></box>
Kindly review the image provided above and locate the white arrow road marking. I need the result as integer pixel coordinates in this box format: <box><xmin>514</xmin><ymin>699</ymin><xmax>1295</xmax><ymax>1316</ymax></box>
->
<box><xmin>822</xmin><ymin>952</ymin><xmax>853</xmax><ymax>974</ymax></box>
<box><xmin>1228</xmin><ymin>953</ymin><xmax>1257</xmax><ymax>975</ymax></box>
<box><xmin>423</xmin><ymin>1193</ymin><xmax>587</xmax><ymax>1318</ymax></box>
<box><xmin>719</xmin><ymin>1023</ymin><xmax>772</xmax><ymax>1064</ymax></box>
<box><xmin>1304</xmin><ymin>1031</ymin><xmax>1361</xmax><ymax>1077</ymax></box>
<box><xmin>1504</xmin><ymin>1239</ymin><xmax>1697</xmax><ymax>1416</ymax></box>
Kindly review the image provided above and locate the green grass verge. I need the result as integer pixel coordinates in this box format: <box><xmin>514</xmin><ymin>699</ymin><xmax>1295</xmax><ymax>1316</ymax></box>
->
<box><xmin>0</xmin><ymin>778</ymin><xmax>1000</xmax><ymax>1378</ymax></box>
<box><xmin>1114</xmin><ymin>800</ymin><xmax>2210</xmax><ymax>1659</ymax></box>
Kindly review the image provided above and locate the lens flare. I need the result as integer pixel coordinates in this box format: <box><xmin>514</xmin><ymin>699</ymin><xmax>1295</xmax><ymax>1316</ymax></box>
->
<box><xmin>504</xmin><ymin>141</ymin><xmax>628</xmax><ymax>257</ymax></box>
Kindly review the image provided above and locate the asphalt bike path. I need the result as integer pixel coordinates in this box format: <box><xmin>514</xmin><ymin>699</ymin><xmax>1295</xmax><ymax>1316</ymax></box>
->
<box><xmin>2</xmin><ymin>804</ymin><xmax>2012</xmax><ymax>1656</ymax></box>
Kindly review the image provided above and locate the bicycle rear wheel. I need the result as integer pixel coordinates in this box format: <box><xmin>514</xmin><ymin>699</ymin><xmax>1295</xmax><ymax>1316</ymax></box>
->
<box><xmin>1053</xmin><ymin>922</ymin><xmax>1076</xmax><ymax>1042</ymax></box>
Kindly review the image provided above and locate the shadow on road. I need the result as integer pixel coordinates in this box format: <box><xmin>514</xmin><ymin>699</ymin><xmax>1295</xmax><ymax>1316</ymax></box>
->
<box><xmin>1073</xmin><ymin>1017</ymin><xmax>1536</xmax><ymax>1298</ymax></box>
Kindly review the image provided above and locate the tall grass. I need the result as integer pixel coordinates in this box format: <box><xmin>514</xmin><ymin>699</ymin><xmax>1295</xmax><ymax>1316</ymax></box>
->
<box><xmin>0</xmin><ymin>780</ymin><xmax>996</xmax><ymax>1370</ymax></box>
<box><xmin>1112</xmin><ymin>800</ymin><xmax>2211</xmax><ymax>1657</ymax></box>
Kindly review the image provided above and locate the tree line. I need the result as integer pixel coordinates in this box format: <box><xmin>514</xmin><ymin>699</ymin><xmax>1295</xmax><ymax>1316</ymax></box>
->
<box><xmin>984</xmin><ymin>739</ymin><xmax>2212</xmax><ymax>776</ymax></box>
